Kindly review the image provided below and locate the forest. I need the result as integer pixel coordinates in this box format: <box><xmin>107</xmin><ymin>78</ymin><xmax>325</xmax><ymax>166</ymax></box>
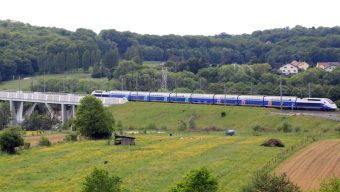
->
<box><xmin>0</xmin><ymin>20</ymin><xmax>339</xmax><ymax>103</ymax></box>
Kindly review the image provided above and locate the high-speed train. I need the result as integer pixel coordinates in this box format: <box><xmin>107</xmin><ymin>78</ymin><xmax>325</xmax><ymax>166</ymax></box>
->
<box><xmin>91</xmin><ymin>90</ymin><xmax>338</xmax><ymax>111</ymax></box>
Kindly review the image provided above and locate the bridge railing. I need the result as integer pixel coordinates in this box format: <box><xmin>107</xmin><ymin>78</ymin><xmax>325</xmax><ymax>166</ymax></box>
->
<box><xmin>0</xmin><ymin>91</ymin><xmax>127</xmax><ymax>106</ymax></box>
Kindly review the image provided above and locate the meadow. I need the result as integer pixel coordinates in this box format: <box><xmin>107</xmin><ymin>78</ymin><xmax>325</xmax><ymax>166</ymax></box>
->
<box><xmin>109</xmin><ymin>102</ymin><xmax>339</xmax><ymax>134</ymax></box>
<box><xmin>0</xmin><ymin>72</ymin><xmax>106</xmax><ymax>91</ymax></box>
<box><xmin>0</xmin><ymin>100</ymin><xmax>339</xmax><ymax>191</ymax></box>
<box><xmin>0</xmin><ymin>133</ymin><xmax>311</xmax><ymax>192</ymax></box>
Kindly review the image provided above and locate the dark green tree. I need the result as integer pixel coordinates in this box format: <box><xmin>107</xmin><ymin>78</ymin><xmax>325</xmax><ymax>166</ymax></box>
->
<box><xmin>0</xmin><ymin>102</ymin><xmax>10</xmax><ymax>130</ymax></box>
<box><xmin>0</xmin><ymin>127</ymin><xmax>24</xmax><ymax>154</ymax></box>
<box><xmin>170</xmin><ymin>167</ymin><xmax>218</xmax><ymax>192</ymax></box>
<box><xmin>75</xmin><ymin>96</ymin><xmax>113</xmax><ymax>139</ymax></box>
<box><xmin>104</xmin><ymin>48</ymin><xmax>119</xmax><ymax>69</ymax></box>
<box><xmin>82</xmin><ymin>168</ymin><xmax>122</xmax><ymax>192</ymax></box>
<box><xmin>22</xmin><ymin>113</ymin><xmax>52</xmax><ymax>131</ymax></box>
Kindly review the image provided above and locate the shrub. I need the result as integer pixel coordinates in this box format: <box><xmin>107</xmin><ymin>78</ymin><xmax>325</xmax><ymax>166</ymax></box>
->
<box><xmin>319</xmin><ymin>177</ymin><xmax>340</xmax><ymax>192</ymax></box>
<box><xmin>294</xmin><ymin>127</ymin><xmax>301</xmax><ymax>133</ymax></box>
<box><xmin>252</xmin><ymin>124</ymin><xmax>264</xmax><ymax>132</ymax></box>
<box><xmin>321</xmin><ymin>128</ymin><xmax>330</xmax><ymax>133</ymax></box>
<box><xmin>335</xmin><ymin>100</ymin><xmax>340</xmax><ymax>108</ymax></box>
<box><xmin>335</xmin><ymin>127</ymin><xmax>340</xmax><ymax>134</ymax></box>
<box><xmin>261</xmin><ymin>138</ymin><xmax>285</xmax><ymax>147</ymax></box>
<box><xmin>243</xmin><ymin>173</ymin><xmax>301</xmax><ymax>192</ymax></box>
<box><xmin>23</xmin><ymin>142</ymin><xmax>30</xmax><ymax>150</ymax></box>
<box><xmin>188</xmin><ymin>116</ymin><xmax>197</xmax><ymax>129</ymax></box>
<box><xmin>0</xmin><ymin>127</ymin><xmax>24</xmax><ymax>154</ymax></box>
<box><xmin>278</xmin><ymin>121</ymin><xmax>292</xmax><ymax>133</ymax></box>
<box><xmin>82</xmin><ymin>168</ymin><xmax>122</xmax><ymax>192</ymax></box>
<box><xmin>170</xmin><ymin>167</ymin><xmax>218</xmax><ymax>192</ymax></box>
<box><xmin>65</xmin><ymin>132</ymin><xmax>78</xmax><ymax>142</ymax></box>
<box><xmin>178</xmin><ymin>120</ymin><xmax>187</xmax><ymax>131</ymax></box>
<box><xmin>221</xmin><ymin>111</ymin><xmax>226</xmax><ymax>118</ymax></box>
<box><xmin>39</xmin><ymin>136</ymin><xmax>51</xmax><ymax>146</ymax></box>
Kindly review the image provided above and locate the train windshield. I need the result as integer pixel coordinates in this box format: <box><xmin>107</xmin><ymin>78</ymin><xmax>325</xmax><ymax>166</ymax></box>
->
<box><xmin>326</xmin><ymin>99</ymin><xmax>335</xmax><ymax>104</ymax></box>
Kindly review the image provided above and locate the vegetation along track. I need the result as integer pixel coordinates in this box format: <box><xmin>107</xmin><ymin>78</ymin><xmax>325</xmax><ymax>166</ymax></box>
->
<box><xmin>277</xmin><ymin>140</ymin><xmax>340</xmax><ymax>191</ymax></box>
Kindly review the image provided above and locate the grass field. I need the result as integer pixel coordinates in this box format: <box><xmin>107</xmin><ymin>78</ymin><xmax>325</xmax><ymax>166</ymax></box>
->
<box><xmin>0</xmin><ymin>72</ymin><xmax>106</xmax><ymax>91</ymax></box>
<box><xmin>109</xmin><ymin>102</ymin><xmax>339</xmax><ymax>133</ymax></box>
<box><xmin>0</xmin><ymin>133</ymin><xmax>308</xmax><ymax>192</ymax></box>
<box><xmin>0</xmin><ymin>102</ymin><xmax>339</xmax><ymax>191</ymax></box>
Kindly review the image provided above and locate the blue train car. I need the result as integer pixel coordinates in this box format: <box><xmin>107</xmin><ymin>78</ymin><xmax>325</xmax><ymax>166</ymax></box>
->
<box><xmin>191</xmin><ymin>94</ymin><xmax>215</xmax><ymax>104</ymax></box>
<box><xmin>149</xmin><ymin>92</ymin><xmax>171</xmax><ymax>102</ymax></box>
<box><xmin>214</xmin><ymin>94</ymin><xmax>239</xmax><ymax>105</ymax></box>
<box><xmin>169</xmin><ymin>93</ymin><xmax>191</xmax><ymax>103</ymax></box>
<box><xmin>130</xmin><ymin>91</ymin><xmax>150</xmax><ymax>101</ymax></box>
<box><xmin>109</xmin><ymin>91</ymin><xmax>131</xmax><ymax>100</ymax></box>
<box><xmin>238</xmin><ymin>95</ymin><xmax>264</xmax><ymax>106</ymax></box>
<box><xmin>263</xmin><ymin>96</ymin><xmax>297</xmax><ymax>108</ymax></box>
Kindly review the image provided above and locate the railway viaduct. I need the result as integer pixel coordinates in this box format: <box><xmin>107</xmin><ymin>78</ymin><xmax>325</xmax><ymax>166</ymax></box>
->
<box><xmin>0</xmin><ymin>91</ymin><xmax>127</xmax><ymax>124</ymax></box>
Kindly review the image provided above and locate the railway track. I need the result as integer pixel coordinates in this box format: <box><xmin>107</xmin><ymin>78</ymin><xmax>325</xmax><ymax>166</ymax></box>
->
<box><xmin>271</xmin><ymin>110</ymin><xmax>340</xmax><ymax>121</ymax></box>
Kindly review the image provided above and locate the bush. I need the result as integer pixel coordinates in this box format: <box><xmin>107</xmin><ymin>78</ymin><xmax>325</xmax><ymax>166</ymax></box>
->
<box><xmin>335</xmin><ymin>127</ymin><xmax>340</xmax><ymax>134</ymax></box>
<box><xmin>82</xmin><ymin>168</ymin><xmax>122</xmax><ymax>192</ymax></box>
<box><xmin>178</xmin><ymin>120</ymin><xmax>187</xmax><ymax>131</ymax></box>
<box><xmin>335</xmin><ymin>100</ymin><xmax>340</xmax><ymax>108</ymax></box>
<box><xmin>0</xmin><ymin>127</ymin><xmax>24</xmax><ymax>154</ymax></box>
<box><xmin>188</xmin><ymin>116</ymin><xmax>197</xmax><ymax>129</ymax></box>
<box><xmin>319</xmin><ymin>177</ymin><xmax>340</xmax><ymax>192</ymax></box>
<box><xmin>170</xmin><ymin>167</ymin><xmax>218</xmax><ymax>192</ymax></box>
<box><xmin>243</xmin><ymin>173</ymin><xmax>301</xmax><ymax>192</ymax></box>
<box><xmin>23</xmin><ymin>142</ymin><xmax>30</xmax><ymax>150</ymax></box>
<box><xmin>39</xmin><ymin>136</ymin><xmax>51</xmax><ymax>146</ymax></box>
<box><xmin>252</xmin><ymin>124</ymin><xmax>265</xmax><ymax>132</ymax></box>
<box><xmin>294</xmin><ymin>127</ymin><xmax>301</xmax><ymax>133</ymax></box>
<box><xmin>221</xmin><ymin>111</ymin><xmax>226</xmax><ymax>118</ymax></box>
<box><xmin>261</xmin><ymin>138</ymin><xmax>285</xmax><ymax>147</ymax></box>
<box><xmin>146</xmin><ymin>123</ymin><xmax>157</xmax><ymax>130</ymax></box>
<box><xmin>65</xmin><ymin>132</ymin><xmax>78</xmax><ymax>142</ymax></box>
<box><xmin>278</xmin><ymin>121</ymin><xmax>292</xmax><ymax>133</ymax></box>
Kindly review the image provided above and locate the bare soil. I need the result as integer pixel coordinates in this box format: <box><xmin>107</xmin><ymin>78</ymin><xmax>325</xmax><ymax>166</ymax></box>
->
<box><xmin>277</xmin><ymin>140</ymin><xmax>340</xmax><ymax>191</ymax></box>
<box><xmin>24</xmin><ymin>134</ymin><xmax>66</xmax><ymax>147</ymax></box>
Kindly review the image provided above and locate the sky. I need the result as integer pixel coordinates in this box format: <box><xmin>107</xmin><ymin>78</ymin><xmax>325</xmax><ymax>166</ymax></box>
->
<box><xmin>1</xmin><ymin>0</ymin><xmax>339</xmax><ymax>36</ymax></box>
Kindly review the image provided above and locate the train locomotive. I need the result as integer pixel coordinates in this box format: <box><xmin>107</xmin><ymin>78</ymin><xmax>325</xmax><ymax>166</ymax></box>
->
<box><xmin>91</xmin><ymin>90</ymin><xmax>337</xmax><ymax>111</ymax></box>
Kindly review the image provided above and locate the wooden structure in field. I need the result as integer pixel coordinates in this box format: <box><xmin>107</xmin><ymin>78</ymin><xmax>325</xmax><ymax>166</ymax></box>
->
<box><xmin>114</xmin><ymin>134</ymin><xmax>136</xmax><ymax>145</ymax></box>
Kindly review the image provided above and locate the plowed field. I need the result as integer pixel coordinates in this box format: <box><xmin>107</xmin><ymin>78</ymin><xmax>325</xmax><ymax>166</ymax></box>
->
<box><xmin>277</xmin><ymin>140</ymin><xmax>340</xmax><ymax>191</ymax></box>
<box><xmin>24</xmin><ymin>133</ymin><xmax>66</xmax><ymax>146</ymax></box>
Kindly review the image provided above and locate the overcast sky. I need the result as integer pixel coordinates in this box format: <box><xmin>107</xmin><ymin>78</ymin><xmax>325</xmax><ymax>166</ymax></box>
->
<box><xmin>1</xmin><ymin>0</ymin><xmax>339</xmax><ymax>36</ymax></box>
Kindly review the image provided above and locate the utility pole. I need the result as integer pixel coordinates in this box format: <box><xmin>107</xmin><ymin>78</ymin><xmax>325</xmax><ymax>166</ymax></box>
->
<box><xmin>121</xmin><ymin>77</ymin><xmax>124</xmax><ymax>91</ymax></box>
<box><xmin>18</xmin><ymin>75</ymin><xmax>21</xmax><ymax>91</ymax></box>
<box><xmin>308</xmin><ymin>83</ymin><xmax>311</xmax><ymax>98</ymax></box>
<box><xmin>224</xmin><ymin>83</ymin><xmax>227</xmax><ymax>106</ymax></box>
<box><xmin>43</xmin><ymin>71</ymin><xmax>46</xmax><ymax>93</ymax></box>
<box><xmin>199</xmin><ymin>78</ymin><xmax>202</xmax><ymax>91</ymax></box>
<box><xmin>135</xmin><ymin>75</ymin><xmax>138</xmax><ymax>91</ymax></box>
<box><xmin>280</xmin><ymin>77</ymin><xmax>283</xmax><ymax>111</ymax></box>
<box><xmin>250</xmin><ymin>82</ymin><xmax>253</xmax><ymax>95</ymax></box>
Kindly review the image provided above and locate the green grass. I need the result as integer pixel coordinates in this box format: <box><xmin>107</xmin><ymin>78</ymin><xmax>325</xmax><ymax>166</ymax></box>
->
<box><xmin>0</xmin><ymin>133</ymin><xmax>307</xmax><ymax>192</ymax></box>
<box><xmin>109</xmin><ymin>102</ymin><xmax>339</xmax><ymax>133</ymax></box>
<box><xmin>143</xmin><ymin>61</ymin><xmax>163</xmax><ymax>67</ymax></box>
<box><xmin>0</xmin><ymin>72</ymin><xmax>106</xmax><ymax>91</ymax></box>
<box><xmin>0</xmin><ymin>102</ymin><xmax>339</xmax><ymax>191</ymax></box>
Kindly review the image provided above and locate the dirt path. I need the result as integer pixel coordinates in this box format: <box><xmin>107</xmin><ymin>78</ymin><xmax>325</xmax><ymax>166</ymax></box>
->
<box><xmin>24</xmin><ymin>134</ymin><xmax>66</xmax><ymax>147</ymax></box>
<box><xmin>277</xmin><ymin>140</ymin><xmax>340</xmax><ymax>191</ymax></box>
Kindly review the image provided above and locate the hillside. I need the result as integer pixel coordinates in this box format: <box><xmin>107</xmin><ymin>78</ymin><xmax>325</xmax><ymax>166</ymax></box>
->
<box><xmin>0</xmin><ymin>133</ymin><xmax>308</xmax><ymax>192</ymax></box>
<box><xmin>109</xmin><ymin>102</ymin><xmax>339</xmax><ymax>133</ymax></box>
<box><xmin>1</xmin><ymin>19</ymin><xmax>340</xmax><ymax>81</ymax></box>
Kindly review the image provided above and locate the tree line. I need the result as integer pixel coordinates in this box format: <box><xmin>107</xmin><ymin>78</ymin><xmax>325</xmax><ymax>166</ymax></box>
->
<box><xmin>1</xmin><ymin>20</ymin><xmax>340</xmax><ymax>82</ymax></box>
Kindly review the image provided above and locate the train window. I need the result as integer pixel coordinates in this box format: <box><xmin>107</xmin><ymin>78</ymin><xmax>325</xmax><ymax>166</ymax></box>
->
<box><xmin>307</xmin><ymin>99</ymin><xmax>321</xmax><ymax>101</ymax></box>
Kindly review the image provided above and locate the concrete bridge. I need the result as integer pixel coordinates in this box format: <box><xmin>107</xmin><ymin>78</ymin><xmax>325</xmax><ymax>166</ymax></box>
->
<box><xmin>0</xmin><ymin>91</ymin><xmax>127</xmax><ymax>124</ymax></box>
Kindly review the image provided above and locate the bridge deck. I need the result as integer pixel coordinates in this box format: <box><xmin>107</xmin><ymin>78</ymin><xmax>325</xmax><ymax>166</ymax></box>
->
<box><xmin>0</xmin><ymin>91</ymin><xmax>127</xmax><ymax>106</ymax></box>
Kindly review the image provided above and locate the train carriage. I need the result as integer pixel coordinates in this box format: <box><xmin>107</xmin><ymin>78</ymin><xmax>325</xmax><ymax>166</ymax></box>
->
<box><xmin>129</xmin><ymin>91</ymin><xmax>150</xmax><ymax>101</ymax></box>
<box><xmin>213</xmin><ymin>94</ymin><xmax>239</xmax><ymax>105</ymax></box>
<box><xmin>149</xmin><ymin>92</ymin><xmax>171</xmax><ymax>102</ymax></box>
<box><xmin>237</xmin><ymin>95</ymin><xmax>265</xmax><ymax>106</ymax></box>
<box><xmin>169</xmin><ymin>93</ymin><xmax>192</xmax><ymax>103</ymax></box>
<box><xmin>190</xmin><ymin>94</ymin><xmax>214</xmax><ymax>104</ymax></box>
<box><xmin>108</xmin><ymin>91</ymin><xmax>131</xmax><ymax>100</ymax></box>
<box><xmin>264</xmin><ymin>96</ymin><xmax>297</xmax><ymax>108</ymax></box>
